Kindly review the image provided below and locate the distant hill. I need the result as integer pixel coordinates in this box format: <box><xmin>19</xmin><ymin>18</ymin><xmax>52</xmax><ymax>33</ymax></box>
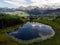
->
<box><xmin>16</xmin><ymin>6</ymin><xmax>60</xmax><ymax>15</ymax></box>
<box><xmin>4</xmin><ymin>11</ymin><xmax>29</xmax><ymax>17</ymax></box>
<box><xmin>0</xmin><ymin>6</ymin><xmax>60</xmax><ymax>16</ymax></box>
<box><xmin>0</xmin><ymin>7</ymin><xmax>15</xmax><ymax>12</ymax></box>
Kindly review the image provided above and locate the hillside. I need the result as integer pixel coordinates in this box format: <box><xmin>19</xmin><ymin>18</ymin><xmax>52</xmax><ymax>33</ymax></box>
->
<box><xmin>0</xmin><ymin>6</ymin><xmax>60</xmax><ymax>16</ymax></box>
<box><xmin>3</xmin><ymin>11</ymin><xmax>29</xmax><ymax>17</ymax></box>
<box><xmin>16</xmin><ymin>6</ymin><xmax>60</xmax><ymax>15</ymax></box>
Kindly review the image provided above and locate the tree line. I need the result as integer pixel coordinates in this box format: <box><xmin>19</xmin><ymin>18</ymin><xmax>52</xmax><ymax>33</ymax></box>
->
<box><xmin>0</xmin><ymin>13</ymin><xmax>24</xmax><ymax>29</ymax></box>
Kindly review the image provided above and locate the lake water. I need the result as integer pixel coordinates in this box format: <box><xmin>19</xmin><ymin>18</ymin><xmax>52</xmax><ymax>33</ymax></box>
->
<box><xmin>7</xmin><ymin>22</ymin><xmax>55</xmax><ymax>40</ymax></box>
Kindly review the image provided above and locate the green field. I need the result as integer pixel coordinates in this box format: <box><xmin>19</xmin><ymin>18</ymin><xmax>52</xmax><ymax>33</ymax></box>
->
<box><xmin>0</xmin><ymin>17</ymin><xmax>60</xmax><ymax>45</ymax></box>
<box><xmin>4</xmin><ymin>11</ymin><xmax>29</xmax><ymax>17</ymax></box>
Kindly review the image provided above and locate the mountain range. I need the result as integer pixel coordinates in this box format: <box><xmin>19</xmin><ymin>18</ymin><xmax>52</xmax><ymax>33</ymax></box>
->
<box><xmin>16</xmin><ymin>6</ymin><xmax>60</xmax><ymax>15</ymax></box>
<box><xmin>0</xmin><ymin>7</ymin><xmax>15</xmax><ymax>12</ymax></box>
<box><xmin>0</xmin><ymin>6</ymin><xmax>60</xmax><ymax>15</ymax></box>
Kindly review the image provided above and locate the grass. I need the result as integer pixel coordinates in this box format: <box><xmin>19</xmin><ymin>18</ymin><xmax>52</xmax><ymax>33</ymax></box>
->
<box><xmin>0</xmin><ymin>24</ymin><xmax>21</xmax><ymax>45</ymax></box>
<box><xmin>4</xmin><ymin>11</ymin><xmax>29</xmax><ymax>17</ymax></box>
<box><xmin>0</xmin><ymin>18</ymin><xmax>60</xmax><ymax>45</ymax></box>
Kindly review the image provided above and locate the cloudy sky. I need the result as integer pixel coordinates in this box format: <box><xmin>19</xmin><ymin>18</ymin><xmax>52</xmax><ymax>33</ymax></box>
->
<box><xmin>0</xmin><ymin>0</ymin><xmax>60</xmax><ymax>8</ymax></box>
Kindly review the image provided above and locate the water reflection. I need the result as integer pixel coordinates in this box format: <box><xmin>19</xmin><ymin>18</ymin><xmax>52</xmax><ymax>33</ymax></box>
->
<box><xmin>7</xmin><ymin>22</ymin><xmax>55</xmax><ymax>40</ymax></box>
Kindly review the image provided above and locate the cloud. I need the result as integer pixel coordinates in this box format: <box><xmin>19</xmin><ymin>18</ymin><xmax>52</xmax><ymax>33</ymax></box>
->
<box><xmin>3</xmin><ymin>0</ymin><xmax>60</xmax><ymax>8</ymax></box>
<box><xmin>30</xmin><ymin>0</ymin><xmax>60</xmax><ymax>5</ymax></box>
<box><xmin>4</xmin><ymin>0</ymin><xmax>29</xmax><ymax>7</ymax></box>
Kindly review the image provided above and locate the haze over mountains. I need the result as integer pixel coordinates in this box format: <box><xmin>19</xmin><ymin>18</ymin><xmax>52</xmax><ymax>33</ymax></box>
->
<box><xmin>0</xmin><ymin>7</ymin><xmax>15</xmax><ymax>12</ymax></box>
<box><xmin>16</xmin><ymin>6</ymin><xmax>60</xmax><ymax>15</ymax></box>
<box><xmin>0</xmin><ymin>6</ymin><xmax>60</xmax><ymax>15</ymax></box>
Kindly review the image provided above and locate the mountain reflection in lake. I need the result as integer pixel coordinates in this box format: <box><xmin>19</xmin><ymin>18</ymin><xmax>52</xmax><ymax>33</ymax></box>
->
<box><xmin>7</xmin><ymin>22</ymin><xmax>55</xmax><ymax>41</ymax></box>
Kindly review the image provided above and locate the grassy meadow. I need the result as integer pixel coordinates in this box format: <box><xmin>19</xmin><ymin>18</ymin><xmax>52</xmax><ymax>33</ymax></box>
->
<box><xmin>0</xmin><ymin>12</ymin><xmax>60</xmax><ymax>45</ymax></box>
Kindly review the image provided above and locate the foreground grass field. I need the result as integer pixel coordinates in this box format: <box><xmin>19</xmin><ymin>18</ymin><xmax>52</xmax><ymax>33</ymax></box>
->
<box><xmin>0</xmin><ymin>18</ymin><xmax>60</xmax><ymax>45</ymax></box>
